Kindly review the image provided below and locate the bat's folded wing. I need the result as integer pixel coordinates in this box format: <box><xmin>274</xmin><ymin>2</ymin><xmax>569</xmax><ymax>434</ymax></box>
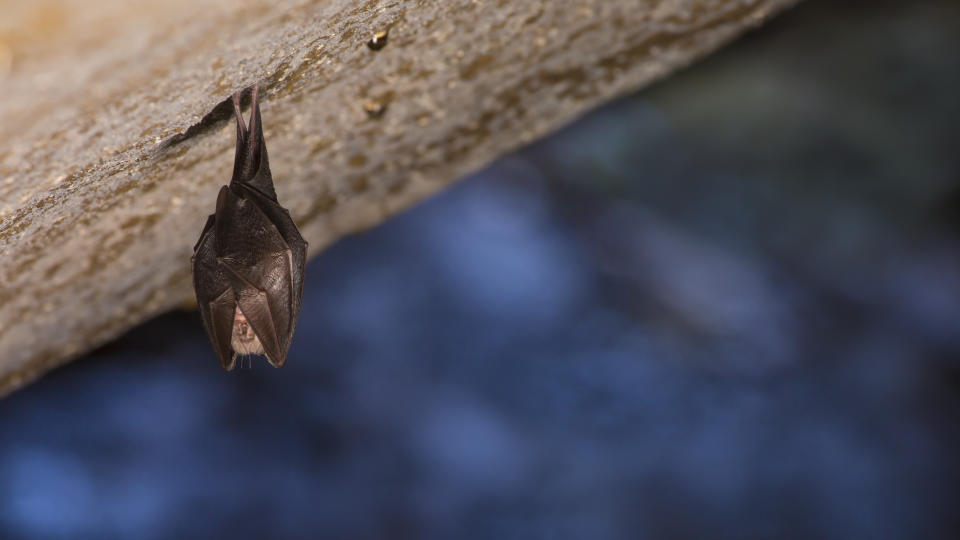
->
<box><xmin>192</xmin><ymin>201</ymin><xmax>239</xmax><ymax>370</ymax></box>
<box><xmin>237</xmin><ymin>184</ymin><xmax>308</xmax><ymax>318</ymax></box>
<box><xmin>214</xmin><ymin>186</ymin><xmax>297</xmax><ymax>367</ymax></box>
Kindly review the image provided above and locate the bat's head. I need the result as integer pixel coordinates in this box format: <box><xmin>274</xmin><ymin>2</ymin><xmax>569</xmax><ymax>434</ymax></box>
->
<box><xmin>231</xmin><ymin>307</ymin><xmax>265</xmax><ymax>358</ymax></box>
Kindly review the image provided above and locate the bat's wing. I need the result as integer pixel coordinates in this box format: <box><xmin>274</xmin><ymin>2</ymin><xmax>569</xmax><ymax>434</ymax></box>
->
<box><xmin>192</xmin><ymin>203</ymin><xmax>239</xmax><ymax>370</ymax></box>
<box><xmin>238</xmin><ymin>183</ymin><xmax>308</xmax><ymax>326</ymax></box>
<box><xmin>214</xmin><ymin>185</ymin><xmax>296</xmax><ymax>367</ymax></box>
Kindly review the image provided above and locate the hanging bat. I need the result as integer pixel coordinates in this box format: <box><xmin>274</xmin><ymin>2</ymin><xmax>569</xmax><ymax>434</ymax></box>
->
<box><xmin>191</xmin><ymin>83</ymin><xmax>307</xmax><ymax>370</ymax></box>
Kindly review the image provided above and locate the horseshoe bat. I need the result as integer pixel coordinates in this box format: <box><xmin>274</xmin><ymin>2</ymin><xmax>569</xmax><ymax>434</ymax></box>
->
<box><xmin>191</xmin><ymin>83</ymin><xmax>307</xmax><ymax>370</ymax></box>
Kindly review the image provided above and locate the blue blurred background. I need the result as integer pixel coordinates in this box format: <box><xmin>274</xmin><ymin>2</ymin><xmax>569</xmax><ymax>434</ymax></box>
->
<box><xmin>2</xmin><ymin>1</ymin><xmax>959</xmax><ymax>538</ymax></box>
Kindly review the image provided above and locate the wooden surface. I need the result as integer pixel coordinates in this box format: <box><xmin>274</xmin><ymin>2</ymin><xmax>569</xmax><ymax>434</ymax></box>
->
<box><xmin>0</xmin><ymin>0</ymin><xmax>798</xmax><ymax>395</ymax></box>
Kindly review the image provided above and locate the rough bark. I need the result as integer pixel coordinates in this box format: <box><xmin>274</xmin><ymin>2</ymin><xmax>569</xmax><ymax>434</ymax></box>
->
<box><xmin>0</xmin><ymin>0</ymin><xmax>797</xmax><ymax>395</ymax></box>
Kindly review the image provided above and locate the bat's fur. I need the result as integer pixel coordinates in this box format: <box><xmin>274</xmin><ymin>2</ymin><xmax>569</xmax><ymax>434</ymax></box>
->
<box><xmin>231</xmin><ymin>308</ymin><xmax>265</xmax><ymax>357</ymax></box>
<box><xmin>191</xmin><ymin>83</ymin><xmax>308</xmax><ymax>371</ymax></box>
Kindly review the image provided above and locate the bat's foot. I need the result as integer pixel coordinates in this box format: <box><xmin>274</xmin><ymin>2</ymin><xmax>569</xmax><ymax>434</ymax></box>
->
<box><xmin>227</xmin><ymin>81</ymin><xmax>276</xmax><ymax>199</ymax></box>
<box><xmin>231</xmin><ymin>82</ymin><xmax>260</xmax><ymax>128</ymax></box>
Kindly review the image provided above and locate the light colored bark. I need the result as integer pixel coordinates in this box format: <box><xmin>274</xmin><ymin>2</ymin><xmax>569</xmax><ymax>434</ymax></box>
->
<box><xmin>0</xmin><ymin>0</ymin><xmax>797</xmax><ymax>395</ymax></box>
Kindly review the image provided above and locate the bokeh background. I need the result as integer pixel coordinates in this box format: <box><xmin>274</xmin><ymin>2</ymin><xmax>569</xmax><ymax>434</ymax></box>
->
<box><xmin>2</xmin><ymin>0</ymin><xmax>959</xmax><ymax>538</ymax></box>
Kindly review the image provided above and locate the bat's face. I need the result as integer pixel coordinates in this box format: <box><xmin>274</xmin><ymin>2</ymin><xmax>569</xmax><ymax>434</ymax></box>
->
<box><xmin>191</xmin><ymin>84</ymin><xmax>308</xmax><ymax>370</ymax></box>
<box><xmin>231</xmin><ymin>307</ymin><xmax>264</xmax><ymax>357</ymax></box>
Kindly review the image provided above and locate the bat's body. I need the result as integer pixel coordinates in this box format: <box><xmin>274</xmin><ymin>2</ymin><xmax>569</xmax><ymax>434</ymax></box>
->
<box><xmin>192</xmin><ymin>84</ymin><xmax>307</xmax><ymax>370</ymax></box>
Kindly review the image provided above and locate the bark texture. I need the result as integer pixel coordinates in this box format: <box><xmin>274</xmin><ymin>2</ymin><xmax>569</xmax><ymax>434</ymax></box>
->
<box><xmin>0</xmin><ymin>0</ymin><xmax>797</xmax><ymax>395</ymax></box>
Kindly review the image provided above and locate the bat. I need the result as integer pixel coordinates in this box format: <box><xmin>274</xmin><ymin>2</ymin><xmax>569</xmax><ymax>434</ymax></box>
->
<box><xmin>191</xmin><ymin>83</ymin><xmax>307</xmax><ymax>370</ymax></box>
